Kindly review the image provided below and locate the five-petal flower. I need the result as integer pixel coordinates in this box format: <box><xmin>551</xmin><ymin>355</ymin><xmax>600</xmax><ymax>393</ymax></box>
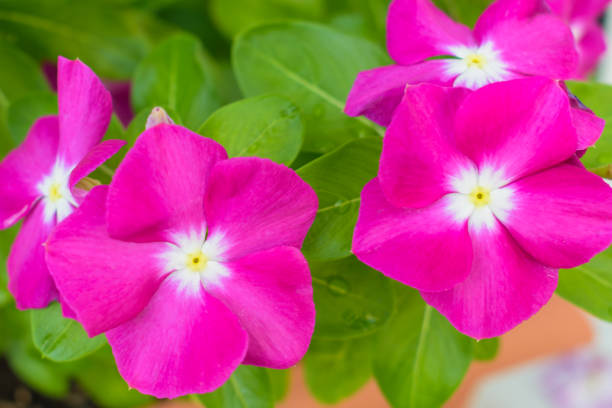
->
<box><xmin>352</xmin><ymin>78</ymin><xmax>612</xmax><ymax>339</ymax></box>
<box><xmin>0</xmin><ymin>57</ymin><xmax>124</xmax><ymax>309</ymax></box>
<box><xmin>44</xmin><ymin>124</ymin><xmax>318</xmax><ymax>398</ymax></box>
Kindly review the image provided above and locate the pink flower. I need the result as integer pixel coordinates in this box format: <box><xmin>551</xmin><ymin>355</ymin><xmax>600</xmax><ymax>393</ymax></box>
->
<box><xmin>352</xmin><ymin>78</ymin><xmax>612</xmax><ymax>339</ymax></box>
<box><xmin>0</xmin><ymin>57</ymin><xmax>124</xmax><ymax>309</ymax></box>
<box><xmin>344</xmin><ymin>0</ymin><xmax>604</xmax><ymax>150</ymax></box>
<box><xmin>44</xmin><ymin>124</ymin><xmax>318</xmax><ymax>398</ymax></box>
<box><xmin>548</xmin><ymin>0</ymin><xmax>611</xmax><ymax>78</ymax></box>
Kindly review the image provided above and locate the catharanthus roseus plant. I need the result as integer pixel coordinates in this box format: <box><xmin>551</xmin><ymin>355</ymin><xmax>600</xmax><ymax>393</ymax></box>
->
<box><xmin>0</xmin><ymin>57</ymin><xmax>124</xmax><ymax>310</ymax></box>
<box><xmin>352</xmin><ymin>78</ymin><xmax>612</xmax><ymax>338</ymax></box>
<box><xmin>44</xmin><ymin>123</ymin><xmax>318</xmax><ymax>398</ymax></box>
<box><xmin>1</xmin><ymin>0</ymin><xmax>612</xmax><ymax>407</ymax></box>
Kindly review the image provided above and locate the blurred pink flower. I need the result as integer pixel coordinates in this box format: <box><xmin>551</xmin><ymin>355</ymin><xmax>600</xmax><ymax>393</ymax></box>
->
<box><xmin>352</xmin><ymin>78</ymin><xmax>612</xmax><ymax>339</ymax></box>
<box><xmin>0</xmin><ymin>57</ymin><xmax>124</xmax><ymax>309</ymax></box>
<box><xmin>547</xmin><ymin>0</ymin><xmax>611</xmax><ymax>78</ymax></box>
<box><xmin>45</xmin><ymin>123</ymin><xmax>318</xmax><ymax>398</ymax></box>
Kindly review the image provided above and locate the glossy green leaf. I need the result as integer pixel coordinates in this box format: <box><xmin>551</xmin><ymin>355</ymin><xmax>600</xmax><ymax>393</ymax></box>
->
<box><xmin>304</xmin><ymin>336</ymin><xmax>373</xmax><ymax>403</ymax></box>
<box><xmin>233</xmin><ymin>21</ymin><xmax>388</xmax><ymax>153</ymax></box>
<box><xmin>197</xmin><ymin>365</ymin><xmax>274</xmax><ymax>408</ymax></box>
<box><xmin>132</xmin><ymin>33</ymin><xmax>221</xmax><ymax>130</ymax></box>
<box><xmin>557</xmin><ymin>246</ymin><xmax>612</xmax><ymax>321</ymax></box>
<box><xmin>567</xmin><ymin>81</ymin><xmax>612</xmax><ymax>168</ymax></box>
<box><xmin>473</xmin><ymin>337</ymin><xmax>500</xmax><ymax>361</ymax></box>
<box><xmin>210</xmin><ymin>0</ymin><xmax>324</xmax><ymax>38</ymax></box>
<box><xmin>8</xmin><ymin>91</ymin><xmax>57</xmax><ymax>144</ymax></box>
<box><xmin>31</xmin><ymin>302</ymin><xmax>106</xmax><ymax>362</ymax></box>
<box><xmin>298</xmin><ymin>137</ymin><xmax>381</xmax><ymax>260</ymax></box>
<box><xmin>0</xmin><ymin>0</ymin><xmax>168</xmax><ymax>79</ymax></box>
<box><xmin>199</xmin><ymin>95</ymin><xmax>303</xmax><ymax>165</ymax></box>
<box><xmin>311</xmin><ymin>256</ymin><xmax>394</xmax><ymax>339</ymax></box>
<box><xmin>374</xmin><ymin>284</ymin><xmax>473</xmax><ymax>408</ymax></box>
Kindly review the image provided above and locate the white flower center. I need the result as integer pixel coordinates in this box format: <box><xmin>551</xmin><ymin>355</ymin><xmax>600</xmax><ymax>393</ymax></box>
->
<box><xmin>446</xmin><ymin>165</ymin><xmax>514</xmax><ymax>230</ymax></box>
<box><xmin>161</xmin><ymin>229</ymin><xmax>229</xmax><ymax>294</ymax></box>
<box><xmin>445</xmin><ymin>42</ymin><xmax>513</xmax><ymax>90</ymax></box>
<box><xmin>37</xmin><ymin>161</ymin><xmax>77</xmax><ymax>224</ymax></box>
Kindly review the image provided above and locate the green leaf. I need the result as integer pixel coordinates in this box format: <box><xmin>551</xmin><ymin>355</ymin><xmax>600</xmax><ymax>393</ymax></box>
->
<box><xmin>268</xmin><ymin>368</ymin><xmax>289</xmax><ymax>402</ymax></box>
<box><xmin>0</xmin><ymin>40</ymin><xmax>49</xmax><ymax>101</ymax></box>
<box><xmin>432</xmin><ymin>0</ymin><xmax>491</xmax><ymax>27</ymax></box>
<box><xmin>71</xmin><ymin>346</ymin><xmax>152</xmax><ymax>408</ymax></box>
<box><xmin>197</xmin><ymin>365</ymin><xmax>274</xmax><ymax>408</ymax></box>
<box><xmin>557</xmin><ymin>246</ymin><xmax>612</xmax><ymax>321</ymax></box>
<box><xmin>198</xmin><ymin>95</ymin><xmax>303</xmax><ymax>165</ymax></box>
<box><xmin>311</xmin><ymin>256</ymin><xmax>394</xmax><ymax>339</ymax></box>
<box><xmin>209</xmin><ymin>0</ymin><xmax>324</xmax><ymax>38</ymax></box>
<box><xmin>374</xmin><ymin>285</ymin><xmax>473</xmax><ymax>408</ymax></box>
<box><xmin>8</xmin><ymin>91</ymin><xmax>57</xmax><ymax>144</ymax></box>
<box><xmin>298</xmin><ymin>137</ymin><xmax>381</xmax><ymax>260</ymax></box>
<box><xmin>6</xmin><ymin>340</ymin><xmax>71</xmax><ymax>398</ymax></box>
<box><xmin>0</xmin><ymin>0</ymin><xmax>168</xmax><ymax>79</ymax></box>
<box><xmin>304</xmin><ymin>336</ymin><xmax>373</xmax><ymax>403</ymax></box>
<box><xmin>31</xmin><ymin>302</ymin><xmax>106</xmax><ymax>362</ymax></box>
<box><xmin>566</xmin><ymin>81</ymin><xmax>612</xmax><ymax>168</ymax></box>
<box><xmin>233</xmin><ymin>21</ymin><xmax>388</xmax><ymax>153</ymax></box>
<box><xmin>0</xmin><ymin>40</ymin><xmax>50</xmax><ymax>154</ymax></box>
<box><xmin>132</xmin><ymin>33</ymin><xmax>221</xmax><ymax>130</ymax></box>
<box><xmin>473</xmin><ymin>337</ymin><xmax>500</xmax><ymax>361</ymax></box>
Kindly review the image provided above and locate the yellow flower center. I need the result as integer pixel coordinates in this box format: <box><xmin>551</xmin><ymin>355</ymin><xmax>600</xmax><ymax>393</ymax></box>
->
<box><xmin>466</xmin><ymin>54</ymin><xmax>486</xmax><ymax>69</ymax></box>
<box><xmin>48</xmin><ymin>183</ymin><xmax>63</xmax><ymax>203</ymax></box>
<box><xmin>186</xmin><ymin>251</ymin><xmax>208</xmax><ymax>272</ymax></box>
<box><xmin>469</xmin><ymin>186</ymin><xmax>491</xmax><ymax>206</ymax></box>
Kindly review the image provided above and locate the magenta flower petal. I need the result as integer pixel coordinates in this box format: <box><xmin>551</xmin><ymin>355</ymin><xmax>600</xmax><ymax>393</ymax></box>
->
<box><xmin>570</xmin><ymin>96</ymin><xmax>605</xmax><ymax>150</ymax></box>
<box><xmin>57</xmin><ymin>57</ymin><xmax>113</xmax><ymax>166</ymax></box>
<box><xmin>576</xmin><ymin>22</ymin><xmax>607</xmax><ymax>78</ymax></box>
<box><xmin>387</xmin><ymin>0</ymin><xmax>474</xmax><ymax>65</ymax></box>
<box><xmin>455</xmin><ymin>78</ymin><xmax>576</xmax><ymax>183</ymax></box>
<box><xmin>8</xmin><ymin>203</ymin><xmax>58</xmax><ymax>309</ymax></box>
<box><xmin>344</xmin><ymin>62</ymin><xmax>453</xmax><ymax>127</ymax></box>
<box><xmin>205</xmin><ymin>246</ymin><xmax>314</xmax><ymax>368</ymax></box>
<box><xmin>107</xmin><ymin>124</ymin><xmax>227</xmax><ymax>243</ymax></box>
<box><xmin>45</xmin><ymin>187</ymin><xmax>170</xmax><ymax>336</ymax></box>
<box><xmin>473</xmin><ymin>0</ymin><xmax>549</xmax><ymax>40</ymax></box>
<box><xmin>106</xmin><ymin>277</ymin><xmax>248</xmax><ymax>399</ymax></box>
<box><xmin>0</xmin><ymin>116</ymin><xmax>59</xmax><ymax>228</ymax></box>
<box><xmin>421</xmin><ymin>220</ymin><xmax>558</xmax><ymax>339</ymax></box>
<box><xmin>204</xmin><ymin>157</ymin><xmax>317</xmax><ymax>260</ymax></box>
<box><xmin>548</xmin><ymin>0</ymin><xmax>611</xmax><ymax>19</ymax></box>
<box><xmin>483</xmin><ymin>15</ymin><xmax>578</xmax><ymax>78</ymax></box>
<box><xmin>68</xmin><ymin>139</ymin><xmax>126</xmax><ymax>188</ymax></box>
<box><xmin>504</xmin><ymin>164</ymin><xmax>612</xmax><ymax>268</ymax></box>
<box><xmin>352</xmin><ymin>179</ymin><xmax>473</xmax><ymax>292</ymax></box>
<box><xmin>380</xmin><ymin>84</ymin><xmax>472</xmax><ymax>208</ymax></box>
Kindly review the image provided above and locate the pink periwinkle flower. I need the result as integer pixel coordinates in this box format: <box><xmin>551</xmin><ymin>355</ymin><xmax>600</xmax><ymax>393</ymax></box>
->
<box><xmin>0</xmin><ymin>57</ymin><xmax>124</xmax><ymax>309</ymax></box>
<box><xmin>344</xmin><ymin>0</ymin><xmax>604</xmax><ymax>150</ymax></box>
<box><xmin>352</xmin><ymin>78</ymin><xmax>612</xmax><ymax>339</ymax></box>
<box><xmin>44</xmin><ymin>123</ymin><xmax>318</xmax><ymax>398</ymax></box>
<box><xmin>548</xmin><ymin>0</ymin><xmax>611</xmax><ymax>78</ymax></box>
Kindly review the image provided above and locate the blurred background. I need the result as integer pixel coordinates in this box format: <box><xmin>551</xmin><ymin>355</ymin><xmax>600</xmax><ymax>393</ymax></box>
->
<box><xmin>0</xmin><ymin>0</ymin><xmax>611</xmax><ymax>407</ymax></box>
